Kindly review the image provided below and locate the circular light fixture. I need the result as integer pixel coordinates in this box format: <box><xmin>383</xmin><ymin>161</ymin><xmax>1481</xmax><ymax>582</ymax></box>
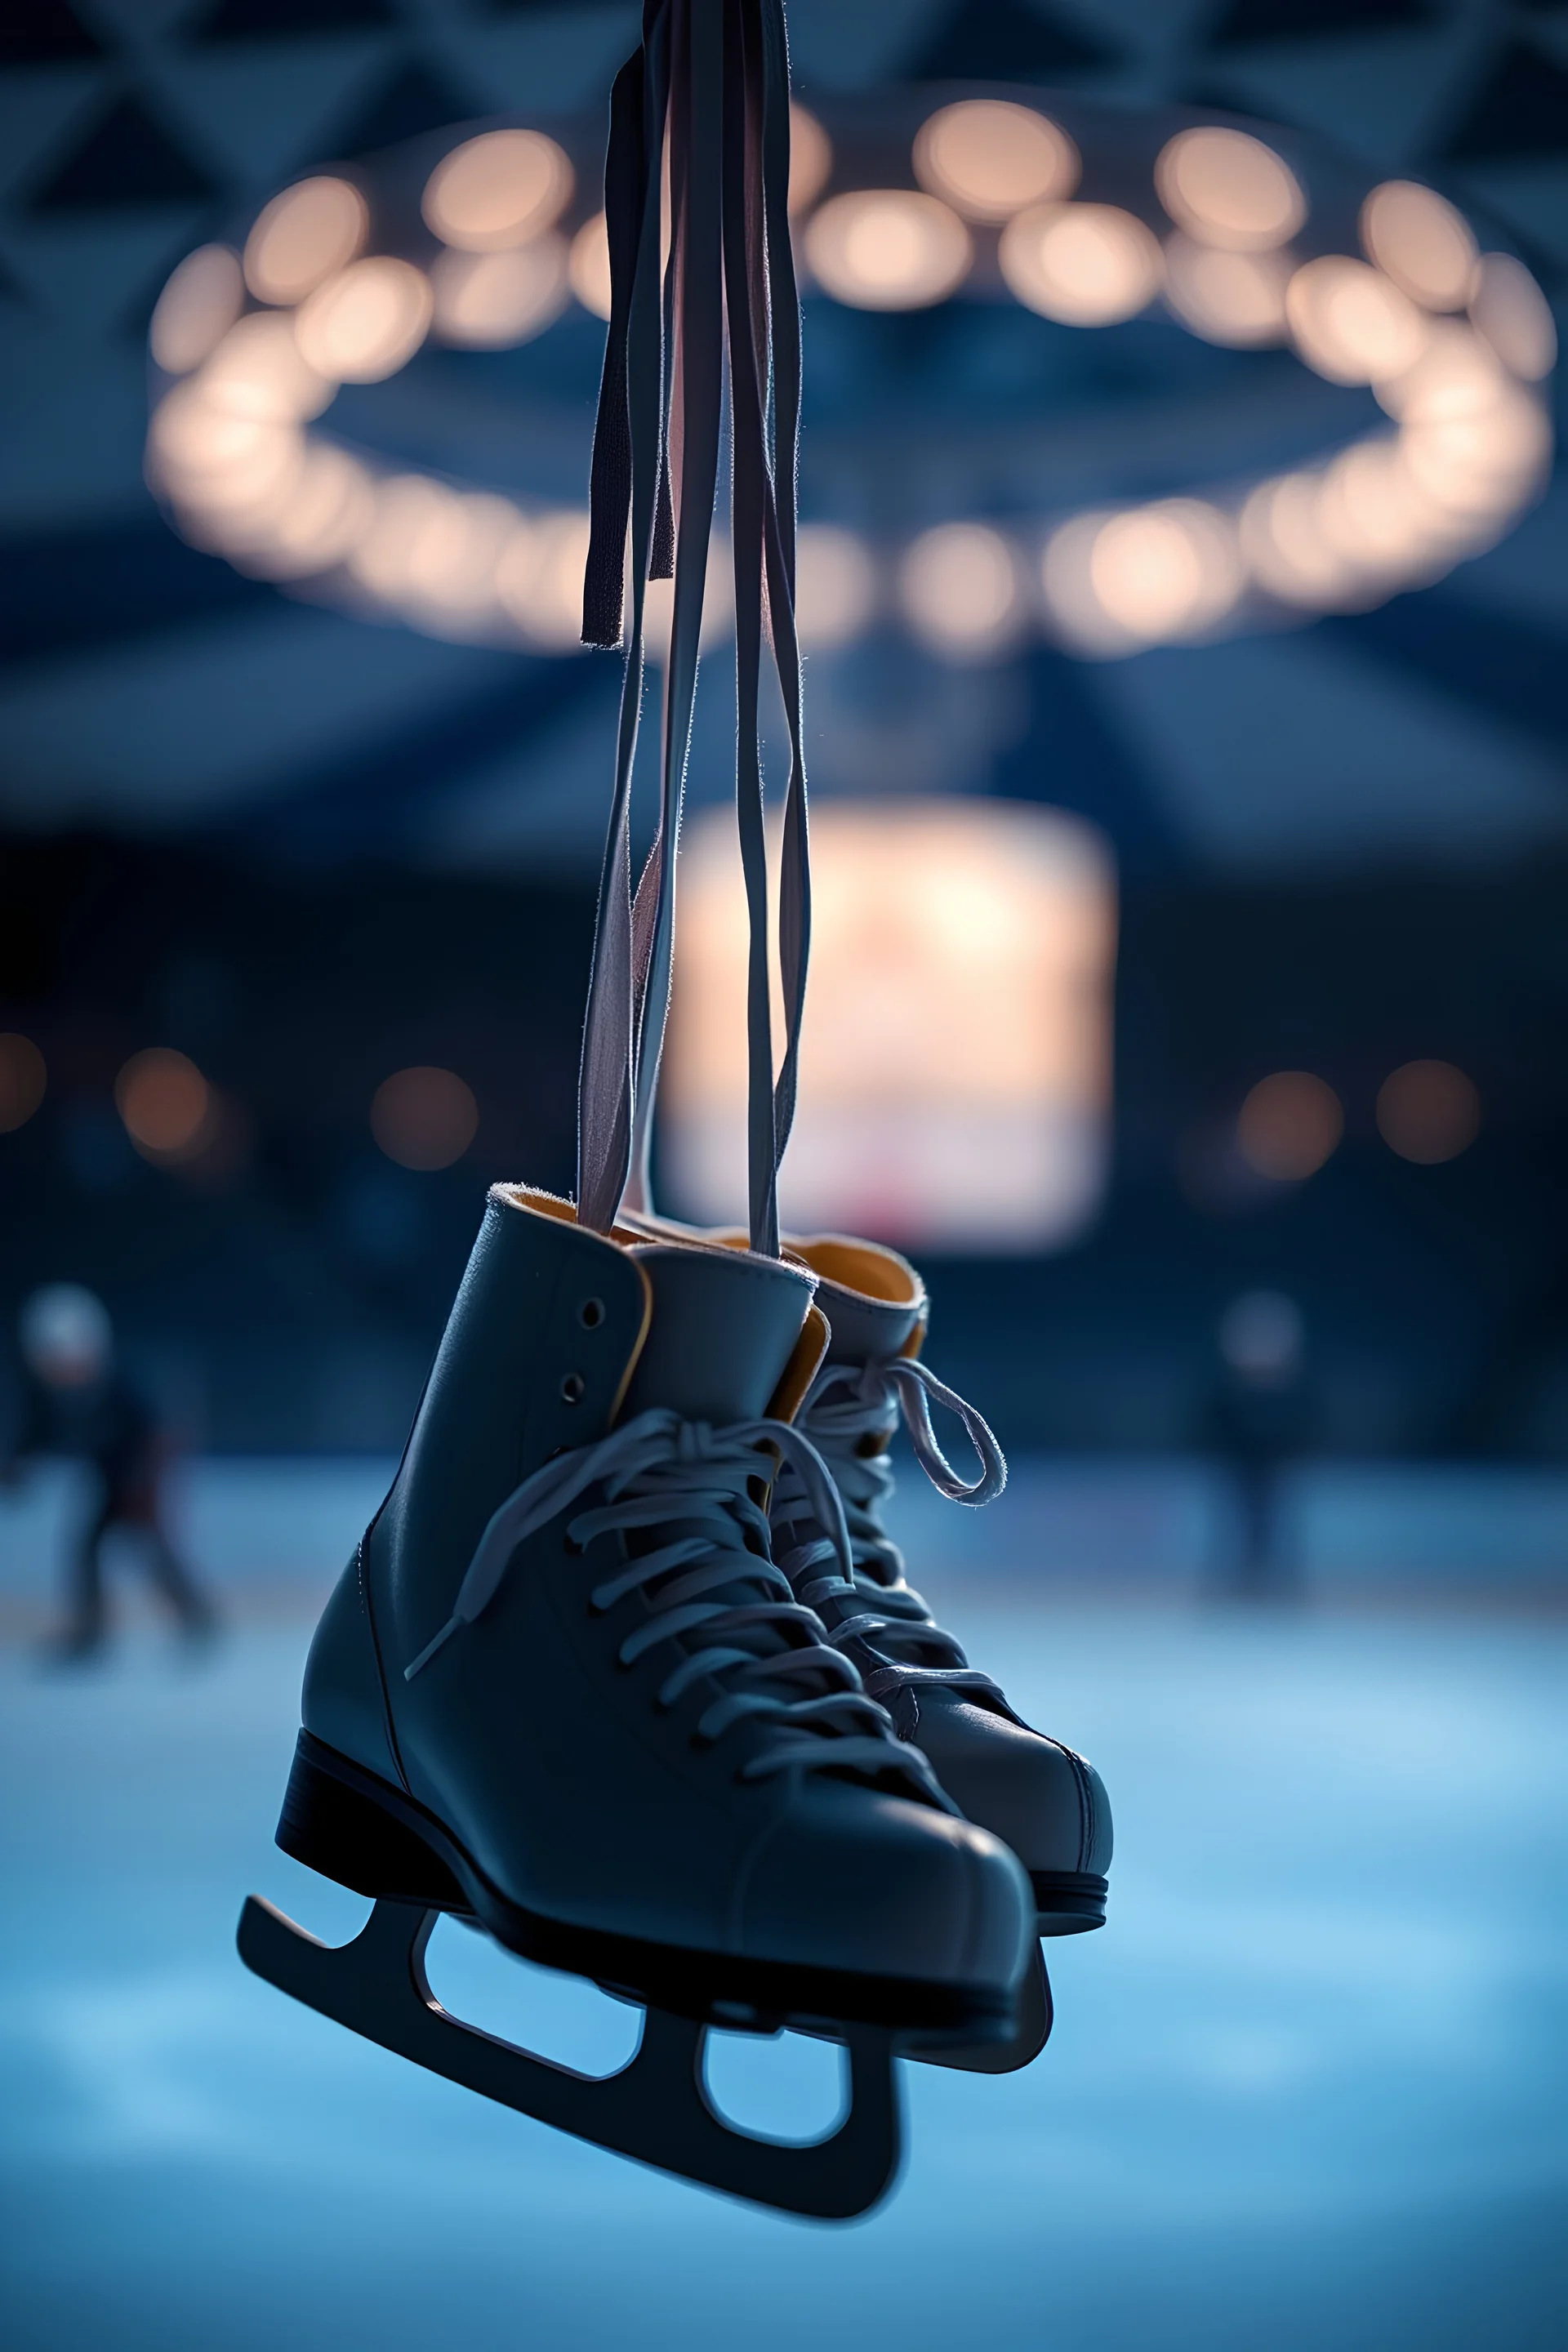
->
<box><xmin>147</xmin><ymin>96</ymin><xmax>1554</xmax><ymax>663</ymax></box>
<box><xmin>1000</xmin><ymin>202</ymin><xmax>1163</xmax><ymax>326</ymax></box>
<box><xmin>913</xmin><ymin>100</ymin><xmax>1078</xmax><ymax>222</ymax></box>
<box><xmin>421</xmin><ymin>129</ymin><xmax>573</xmax><ymax>252</ymax></box>
<box><xmin>804</xmin><ymin>189</ymin><xmax>972</xmax><ymax>310</ymax></box>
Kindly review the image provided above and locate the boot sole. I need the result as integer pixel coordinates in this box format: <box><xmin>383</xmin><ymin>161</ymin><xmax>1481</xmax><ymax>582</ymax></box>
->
<box><xmin>1032</xmin><ymin>1870</ymin><xmax>1109</xmax><ymax>1935</ymax></box>
<box><xmin>276</xmin><ymin>1731</ymin><xmax>1021</xmax><ymax>2046</ymax></box>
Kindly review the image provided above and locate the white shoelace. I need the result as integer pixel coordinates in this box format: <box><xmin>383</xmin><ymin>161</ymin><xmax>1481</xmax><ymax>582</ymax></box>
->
<box><xmin>771</xmin><ymin>1360</ymin><xmax>1008</xmax><ymax>1693</ymax></box>
<box><xmin>403</xmin><ymin>1405</ymin><xmax>949</xmax><ymax>1795</ymax></box>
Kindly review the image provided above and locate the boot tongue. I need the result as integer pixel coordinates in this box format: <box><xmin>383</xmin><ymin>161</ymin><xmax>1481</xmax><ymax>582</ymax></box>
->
<box><xmin>620</xmin><ymin>1243</ymin><xmax>816</xmax><ymax>1425</ymax></box>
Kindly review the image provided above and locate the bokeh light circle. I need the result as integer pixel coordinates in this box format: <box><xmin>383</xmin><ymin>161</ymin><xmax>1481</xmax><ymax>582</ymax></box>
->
<box><xmin>804</xmin><ymin>189</ymin><xmax>972</xmax><ymax>310</ymax></box>
<box><xmin>1376</xmin><ymin>1060</ymin><xmax>1480</xmax><ymax>1164</ymax></box>
<box><xmin>1156</xmin><ymin>127</ymin><xmax>1305</xmax><ymax>252</ymax></box>
<box><xmin>913</xmin><ymin>100</ymin><xmax>1079</xmax><ymax>222</ymax></box>
<box><xmin>116</xmin><ymin>1049</ymin><xmax>215</xmax><ymax>1164</ymax></box>
<box><xmin>371</xmin><ymin>1067</ymin><xmax>479</xmax><ymax>1170</ymax></box>
<box><xmin>245</xmin><ymin>176</ymin><xmax>368</xmax><ymax>305</ymax></box>
<box><xmin>1236</xmin><ymin>1071</ymin><xmax>1343</xmax><ymax>1182</ymax></box>
<box><xmin>1000</xmin><ymin>203</ymin><xmax>1162</xmax><ymax>326</ymax></box>
<box><xmin>421</xmin><ymin>130</ymin><xmax>573</xmax><ymax>252</ymax></box>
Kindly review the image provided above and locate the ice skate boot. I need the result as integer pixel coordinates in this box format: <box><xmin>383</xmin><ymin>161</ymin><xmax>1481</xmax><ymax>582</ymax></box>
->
<box><xmin>239</xmin><ymin>1189</ymin><xmax>1032</xmax><ymax>2216</ymax></box>
<box><xmin>765</xmin><ymin>1236</ymin><xmax>1114</xmax><ymax>1944</ymax></box>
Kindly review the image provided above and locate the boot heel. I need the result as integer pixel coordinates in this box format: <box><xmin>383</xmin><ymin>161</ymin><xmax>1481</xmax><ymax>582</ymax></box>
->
<box><xmin>275</xmin><ymin>1734</ymin><xmax>467</xmax><ymax>1910</ymax></box>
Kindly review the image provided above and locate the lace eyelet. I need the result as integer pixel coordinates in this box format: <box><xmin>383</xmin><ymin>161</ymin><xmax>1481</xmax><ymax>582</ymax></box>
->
<box><xmin>578</xmin><ymin>1297</ymin><xmax>605</xmax><ymax>1329</ymax></box>
<box><xmin>560</xmin><ymin>1372</ymin><xmax>586</xmax><ymax>1405</ymax></box>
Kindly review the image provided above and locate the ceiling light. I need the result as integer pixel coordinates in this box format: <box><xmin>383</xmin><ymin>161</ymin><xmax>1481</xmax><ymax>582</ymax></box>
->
<box><xmin>149</xmin><ymin>244</ymin><xmax>244</xmax><ymax>374</ymax></box>
<box><xmin>421</xmin><ymin>129</ymin><xmax>573</xmax><ymax>252</ymax></box>
<box><xmin>1156</xmin><ymin>127</ymin><xmax>1305</xmax><ymax>252</ymax></box>
<box><xmin>1361</xmin><ymin>180</ymin><xmax>1477</xmax><ymax>312</ymax></box>
<box><xmin>1285</xmin><ymin>256</ymin><xmax>1429</xmax><ymax>385</ymax></box>
<box><xmin>1000</xmin><ymin>202</ymin><xmax>1162</xmax><ymax>326</ymax></box>
<box><xmin>900</xmin><ymin>523</ymin><xmax>1020</xmax><ymax>657</ymax></box>
<box><xmin>804</xmin><ymin>189</ymin><xmax>972</xmax><ymax>310</ymax></box>
<box><xmin>1162</xmin><ymin>237</ymin><xmax>1289</xmax><ymax>346</ymax></box>
<box><xmin>295</xmin><ymin>257</ymin><xmax>433</xmax><ymax>382</ymax></box>
<box><xmin>913</xmin><ymin>100</ymin><xmax>1078</xmax><ymax>223</ymax></box>
<box><xmin>245</xmin><ymin>176</ymin><xmax>368</xmax><ymax>305</ymax></box>
<box><xmin>1469</xmin><ymin>252</ymin><xmax>1557</xmax><ymax>382</ymax></box>
<box><xmin>432</xmin><ymin>238</ymin><xmax>571</xmax><ymax>347</ymax></box>
<box><xmin>1087</xmin><ymin>501</ymin><xmax>1241</xmax><ymax>643</ymax></box>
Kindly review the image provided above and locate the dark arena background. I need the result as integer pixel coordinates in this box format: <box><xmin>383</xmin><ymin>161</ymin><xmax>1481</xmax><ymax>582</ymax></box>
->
<box><xmin>2</xmin><ymin>3</ymin><xmax>1566</xmax><ymax>2348</ymax></box>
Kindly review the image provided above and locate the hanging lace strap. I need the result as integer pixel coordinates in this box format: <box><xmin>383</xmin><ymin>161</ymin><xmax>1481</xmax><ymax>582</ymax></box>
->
<box><xmin>576</xmin><ymin>0</ymin><xmax>808</xmax><ymax>1258</ymax></box>
<box><xmin>883</xmin><ymin>1356</ymin><xmax>1009</xmax><ymax>1505</ymax></box>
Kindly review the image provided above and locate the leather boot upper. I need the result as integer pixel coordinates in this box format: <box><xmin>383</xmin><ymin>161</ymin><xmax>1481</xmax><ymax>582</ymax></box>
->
<box><xmin>775</xmin><ymin>1232</ymin><xmax>1114</xmax><ymax>1894</ymax></box>
<box><xmin>302</xmin><ymin>1186</ymin><xmax>1032</xmax><ymax>1997</ymax></box>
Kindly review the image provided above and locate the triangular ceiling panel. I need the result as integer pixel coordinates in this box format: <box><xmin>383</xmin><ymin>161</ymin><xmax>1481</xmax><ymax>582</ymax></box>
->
<box><xmin>461</xmin><ymin>11</ymin><xmax>644</xmax><ymax>114</ymax></box>
<box><xmin>1</xmin><ymin>2</ymin><xmax>103</xmax><ymax>63</ymax></box>
<box><xmin>1445</xmin><ymin>39</ymin><xmax>1568</xmax><ymax>163</ymax></box>
<box><xmin>322</xmin><ymin>56</ymin><xmax>485</xmax><ymax>158</ymax></box>
<box><xmin>26</xmin><ymin>90</ymin><xmax>220</xmax><ymax>211</ymax></box>
<box><xmin>1450</xmin><ymin>156</ymin><xmax>1568</xmax><ymax>267</ymax></box>
<box><xmin>1086</xmin><ymin>622</ymin><xmax>1568</xmax><ymax>873</ymax></box>
<box><xmin>155</xmin><ymin>45</ymin><xmax>395</xmax><ymax>190</ymax></box>
<box><xmin>1192</xmin><ymin>32</ymin><xmax>1460</xmax><ymax>169</ymax></box>
<box><xmin>189</xmin><ymin>0</ymin><xmax>399</xmax><ymax>35</ymax></box>
<box><xmin>1209</xmin><ymin>0</ymin><xmax>1439</xmax><ymax>41</ymax></box>
<box><xmin>903</xmin><ymin>0</ymin><xmax>1125</xmax><ymax>84</ymax></box>
<box><xmin>3</xmin><ymin>211</ymin><xmax>210</xmax><ymax>339</ymax></box>
<box><xmin>0</xmin><ymin>67</ymin><xmax>107</xmax><ymax>211</ymax></box>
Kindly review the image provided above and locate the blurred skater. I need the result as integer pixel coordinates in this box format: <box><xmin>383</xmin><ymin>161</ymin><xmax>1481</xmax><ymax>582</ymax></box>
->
<box><xmin>3</xmin><ymin>1285</ymin><xmax>216</xmax><ymax>1660</ymax></box>
<box><xmin>1206</xmin><ymin>1290</ymin><xmax>1312</xmax><ymax>1601</ymax></box>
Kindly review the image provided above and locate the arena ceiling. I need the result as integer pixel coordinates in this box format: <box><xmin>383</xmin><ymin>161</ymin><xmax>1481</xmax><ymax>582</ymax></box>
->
<box><xmin>1</xmin><ymin>0</ymin><xmax>1564</xmax><ymax>880</ymax></box>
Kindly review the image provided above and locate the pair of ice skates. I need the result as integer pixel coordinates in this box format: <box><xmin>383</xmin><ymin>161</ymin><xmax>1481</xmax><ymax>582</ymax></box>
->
<box><xmin>242</xmin><ymin>0</ymin><xmax>1108</xmax><ymax>2217</ymax></box>
<box><xmin>240</xmin><ymin>1189</ymin><xmax>1111</xmax><ymax>2216</ymax></box>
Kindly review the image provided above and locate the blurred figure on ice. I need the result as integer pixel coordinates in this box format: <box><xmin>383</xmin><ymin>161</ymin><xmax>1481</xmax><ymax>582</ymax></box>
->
<box><xmin>2</xmin><ymin>1285</ymin><xmax>216</xmax><ymax>1660</ymax></box>
<box><xmin>1206</xmin><ymin>1290</ymin><xmax>1313</xmax><ymax>1601</ymax></box>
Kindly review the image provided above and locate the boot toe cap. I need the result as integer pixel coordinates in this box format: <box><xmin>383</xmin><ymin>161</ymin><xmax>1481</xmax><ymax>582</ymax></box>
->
<box><xmin>736</xmin><ymin>1783</ymin><xmax>1032</xmax><ymax>2002</ymax></box>
<box><xmin>911</xmin><ymin>1697</ymin><xmax>1114</xmax><ymax>1886</ymax></box>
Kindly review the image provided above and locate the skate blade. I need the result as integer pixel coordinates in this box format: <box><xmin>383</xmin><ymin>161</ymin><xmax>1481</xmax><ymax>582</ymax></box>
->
<box><xmin>238</xmin><ymin>1892</ymin><xmax>901</xmax><ymax>2221</ymax></box>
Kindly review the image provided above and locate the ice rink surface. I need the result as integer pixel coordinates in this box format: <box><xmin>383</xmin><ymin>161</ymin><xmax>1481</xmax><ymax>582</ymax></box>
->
<box><xmin>2</xmin><ymin>1535</ymin><xmax>1566</xmax><ymax>2350</ymax></box>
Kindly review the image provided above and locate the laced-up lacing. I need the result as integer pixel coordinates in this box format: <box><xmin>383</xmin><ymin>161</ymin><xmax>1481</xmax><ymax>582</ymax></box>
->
<box><xmin>403</xmin><ymin>1405</ymin><xmax>949</xmax><ymax>1797</ymax></box>
<box><xmin>770</xmin><ymin>1359</ymin><xmax>1009</xmax><ymax>1707</ymax></box>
